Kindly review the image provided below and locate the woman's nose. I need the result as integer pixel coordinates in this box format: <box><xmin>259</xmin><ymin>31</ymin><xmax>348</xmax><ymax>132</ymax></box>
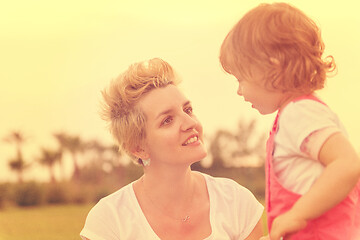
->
<box><xmin>181</xmin><ymin>114</ymin><xmax>197</xmax><ymax>131</ymax></box>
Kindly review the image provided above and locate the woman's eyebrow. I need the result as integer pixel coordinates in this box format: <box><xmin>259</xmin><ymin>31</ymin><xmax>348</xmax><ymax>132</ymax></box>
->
<box><xmin>155</xmin><ymin>109</ymin><xmax>173</xmax><ymax>120</ymax></box>
<box><xmin>155</xmin><ymin>101</ymin><xmax>191</xmax><ymax>120</ymax></box>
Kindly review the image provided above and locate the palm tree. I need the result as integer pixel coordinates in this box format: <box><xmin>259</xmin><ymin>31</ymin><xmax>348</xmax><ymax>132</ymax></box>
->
<box><xmin>208</xmin><ymin>129</ymin><xmax>233</xmax><ymax>169</ymax></box>
<box><xmin>8</xmin><ymin>155</ymin><xmax>27</xmax><ymax>183</ymax></box>
<box><xmin>208</xmin><ymin>119</ymin><xmax>266</xmax><ymax>168</ymax></box>
<box><xmin>53</xmin><ymin>133</ymin><xmax>67</xmax><ymax>181</ymax></box>
<box><xmin>3</xmin><ymin>130</ymin><xmax>29</xmax><ymax>183</ymax></box>
<box><xmin>54</xmin><ymin>132</ymin><xmax>84</xmax><ymax>181</ymax></box>
<box><xmin>38</xmin><ymin>148</ymin><xmax>62</xmax><ymax>183</ymax></box>
<box><xmin>86</xmin><ymin>140</ymin><xmax>107</xmax><ymax>166</ymax></box>
<box><xmin>231</xmin><ymin>119</ymin><xmax>266</xmax><ymax>166</ymax></box>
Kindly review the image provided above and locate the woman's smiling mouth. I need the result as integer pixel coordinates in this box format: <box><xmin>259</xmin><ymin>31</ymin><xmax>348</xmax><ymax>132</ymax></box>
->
<box><xmin>182</xmin><ymin>135</ymin><xmax>199</xmax><ymax>146</ymax></box>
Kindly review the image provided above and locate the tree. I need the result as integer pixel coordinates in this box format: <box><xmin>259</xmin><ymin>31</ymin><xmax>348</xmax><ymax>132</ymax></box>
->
<box><xmin>53</xmin><ymin>133</ymin><xmax>67</xmax><ymax>181</ymax></box>
<box><xmin>54</xmin><ymin>132</ymin><xmax>85</xmax><ymax>181</ymax></box>
<box><xmin>208</xmin><ymin>119</ymin><xmax>266</xmax><ymax>168</ymax></box>
<box><xmin>8</xmin><ymin>155</ymin><xmax>27</xmax><ymax>183</ymax></box>
<box><xmin>208</xmin><ymin>129</ymin><xmax>233</xmax><ymax>169</ymax></box>
<box><xmin>38</xmin><ymin>148</ymin><xmax>62</xmax><ymax>183</ymax></box>
<box><xmin>231</xmin><ymin>119</ymin><xmax>266</xmax><ymax>166</ymax></box>
<box><xmin>3</xmin><ymin>131</ymin><xmax>29</xmax><ymax>183</ymax></box>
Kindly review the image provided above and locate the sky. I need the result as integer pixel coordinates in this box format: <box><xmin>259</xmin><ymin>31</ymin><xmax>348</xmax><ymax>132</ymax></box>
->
<box><xmin>1</xmin><ymin>0</ymin><xmax>360</xmax><ymax>182</ymax></box>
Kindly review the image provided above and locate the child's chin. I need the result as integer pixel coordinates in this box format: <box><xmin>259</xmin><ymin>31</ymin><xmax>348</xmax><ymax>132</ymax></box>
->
<box><xmin>256</xmin><ymin>108</ymin><xmax>275</xmax><ymax>115</ymax></box>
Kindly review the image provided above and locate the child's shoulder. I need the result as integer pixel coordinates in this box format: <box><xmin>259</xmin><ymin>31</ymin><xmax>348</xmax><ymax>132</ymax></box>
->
<box><xmin>282</xmin><ymin>98</ymin><xmax>332</xmax><ymax>119</ymax></box>
<box><xmin>279</xmin><ymin>98</ymin><xmax>341</xmax><ymax>133</ymax></box>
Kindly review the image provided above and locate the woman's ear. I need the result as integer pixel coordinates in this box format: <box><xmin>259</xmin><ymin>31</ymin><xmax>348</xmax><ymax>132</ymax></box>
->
<box><xmin>131</xmin><ymin>146</ymin><xmax>150</xmax><ymax>160</ymax></box>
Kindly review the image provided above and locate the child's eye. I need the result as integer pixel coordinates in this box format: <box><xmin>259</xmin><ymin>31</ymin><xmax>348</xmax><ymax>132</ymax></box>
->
<box><xmin>184</xmin><ymin>106</ymin><xmax>193</xmax><ymax>115</ymax></box>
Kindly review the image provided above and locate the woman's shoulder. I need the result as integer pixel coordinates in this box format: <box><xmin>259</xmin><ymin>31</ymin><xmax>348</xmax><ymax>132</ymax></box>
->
<box><xmin>80</xmin><ymin>181</ymin><xmax>142</xmax><ymax>240</ymax></box>
<box><xmin>88</xmin><ymin>182</ymin><xmax>135</xmax><ymax>216</ymax></box>
<box><xmin>199</xmin><ymin>172</ymin><xmax>264</xmax><ymax>237</ymax></box>
<box><xmin>101</xmin><ymin>182</ymin><xmax>133</xmax><ymax>202</ymax></box>
<box><xmin>200</xmin><ymin>172</ymin><xmax>257</xmax><ymax>199</ymax></box>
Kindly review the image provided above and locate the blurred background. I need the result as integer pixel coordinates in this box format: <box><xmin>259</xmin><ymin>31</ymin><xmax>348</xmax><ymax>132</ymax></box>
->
<box><xmin>0</xmin><ymin>0</ymin><xmax>359</xmax><ymax>239</ymax></box>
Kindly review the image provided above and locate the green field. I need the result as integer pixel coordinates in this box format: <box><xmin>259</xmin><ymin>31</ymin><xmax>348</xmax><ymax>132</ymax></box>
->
<box><xmin>0</xmin><ymin>203</ymin><xmax>267</xmax><ymax>240</ymax></box>
<box><xmin>0</xmin><ymin>204</ymin><xmax>94</xmax><ymax>240</ymax></box>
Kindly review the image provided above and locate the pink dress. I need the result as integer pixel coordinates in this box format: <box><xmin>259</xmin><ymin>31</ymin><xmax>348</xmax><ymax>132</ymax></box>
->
<box><xmin>265</xmin><ymin>95</ymin><xmax>360</xmax><ymax>239</ymax></box>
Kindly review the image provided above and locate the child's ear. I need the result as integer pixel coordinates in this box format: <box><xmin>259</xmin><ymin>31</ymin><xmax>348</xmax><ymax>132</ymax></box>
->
<box><xmin>269</xmin><ymin>57</ymin><xmax>280</xmax><ymax>65</ymax></box>
<box><xmin>131</xmin><ymin>146</ymin><xmax>150</xmax><ymax>160</ymax></box>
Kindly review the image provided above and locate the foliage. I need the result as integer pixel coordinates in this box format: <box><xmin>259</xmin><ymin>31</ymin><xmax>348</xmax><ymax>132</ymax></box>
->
<box><xmin>45</xmin><ymin>183</ymin><xmax>69</xmax><ymax>204</ymax></box>
<box><xmin>13</xmin><ymin>182</ymin><xmax>44</xmax><ymax>207</ymax></box>
<box><xmin>54</xmin><ymin>132</ymin><xmax>86</xmax><ymax>181</ymax></box>
<box><xmin>2</xmin><ymin>117</ymin><xmax>268</xmax><ymax>205</ymax></box>
<box><xmin>192</xmin><ymin>164</ymin><xmax>266</xmax><ymax>199</ymax></box>
<box><xmin>94</xmin><ymin>188</ymin><xmax>112</xmax><ymax>203</ymax></box>
<box><xmin>3</xmin><ymin>130</ymin><xmax>29</xmax><ymax>183</ymax></box>
<box><xmin>209</xmin><ymin>119</ymin><xmax>266</xmax><ymax>168</ymax></box>
<box><xmin>38</xmin><ymin>148</ymin><xmax>62</xmax><ymax>183</ymax></box>
<box><xmin>0</xmin><ymin>183</ymin><xmax>9</xmax><ymax>208</ymax></box>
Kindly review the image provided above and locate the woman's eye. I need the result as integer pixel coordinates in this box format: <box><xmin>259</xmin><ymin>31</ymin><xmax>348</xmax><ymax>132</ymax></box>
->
<box><xmin>161</xmin><ymin>116</ymin><xmax>173</xmax><ymax>126</ymax></box>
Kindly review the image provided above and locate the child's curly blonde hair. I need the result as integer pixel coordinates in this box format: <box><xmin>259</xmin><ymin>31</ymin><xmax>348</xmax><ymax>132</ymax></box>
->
<box><xmin>220</xmin><ymin>2</ymin><xmax>336</xmax><ymax>94</ymax></box>
<box><xmin>100</xmin><ymin>58</ymin><xmax>180</xmax><ymax>164</ymax></box>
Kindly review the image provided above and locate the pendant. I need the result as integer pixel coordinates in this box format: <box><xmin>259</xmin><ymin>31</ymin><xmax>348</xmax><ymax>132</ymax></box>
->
<box><xmin>182</xmin><ymin>216</ymin><xmax>190</xmax><ymax>222</ymax></box>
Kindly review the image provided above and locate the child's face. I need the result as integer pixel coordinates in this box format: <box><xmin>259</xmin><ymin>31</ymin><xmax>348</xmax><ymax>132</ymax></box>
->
<box><xmin>233</xmin><ymin>67</ymin><xmax>289</xmax><ymax>115</ymax></box>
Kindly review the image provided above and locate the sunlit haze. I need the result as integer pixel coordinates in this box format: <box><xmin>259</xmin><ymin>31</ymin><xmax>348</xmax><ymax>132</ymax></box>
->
<box><xmin>1</xmin><ymin>0</ymin><xmax>360</xmax><ymax>182</ymax></box>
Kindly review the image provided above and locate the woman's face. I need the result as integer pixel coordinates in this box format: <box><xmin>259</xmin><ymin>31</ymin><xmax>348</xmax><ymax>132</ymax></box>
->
<box><xmin>136</xmin><ymin>84</ymin><xmax>207</xmax><ymax>166</ymax></box>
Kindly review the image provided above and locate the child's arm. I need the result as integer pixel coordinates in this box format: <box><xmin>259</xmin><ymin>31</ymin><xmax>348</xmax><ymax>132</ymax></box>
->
<box><xmin>269</xmin><ymin>132</ymin><xmax>360</xmax><ymax>240</ymax></box>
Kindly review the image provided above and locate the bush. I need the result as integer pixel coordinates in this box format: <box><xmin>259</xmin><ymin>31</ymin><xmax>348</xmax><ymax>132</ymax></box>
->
<box><xmin>94</xmin><ymin>188</ymin><xmax>111</xmax><ymax>203</ymax></box>
<box><xmin>0</xmin><ymin>183</ymin><xmax>9</xmax><ymax>208</ymax></box>
<box><xmin>72</xmin><ymin>191</ymin><xmax>88</xmax><ymax>204</ymax></box>
<box><xmin>14</xmin><ymin>182</ymin><xmax>43</xmax><ymax>207</ymax></box>
<box><xmin>45</xmin><ymin>184</ymin><xmax>69</xmax><ymax>204</ymax></box>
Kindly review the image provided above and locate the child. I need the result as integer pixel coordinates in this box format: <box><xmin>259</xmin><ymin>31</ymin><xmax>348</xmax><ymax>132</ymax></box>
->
<box><xmin>219</xmin><ymin>2</ymin><xmax>360</xmax><ymax>240</ymax></box>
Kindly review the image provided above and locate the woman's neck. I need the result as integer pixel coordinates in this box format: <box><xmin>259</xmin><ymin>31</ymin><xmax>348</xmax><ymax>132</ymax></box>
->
<box><xmin>139</xmin><ymin>167</ymin><xmax>200</xmax><ymax>222</ymax></box>
<box><xmin>142</xmin><ymin>166</ymin><xmax>194</xmax><ymax>201</ymax></box>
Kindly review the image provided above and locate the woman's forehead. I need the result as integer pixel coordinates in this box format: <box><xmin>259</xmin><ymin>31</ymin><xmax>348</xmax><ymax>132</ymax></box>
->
<box><xmin>138</xmin><ymin>85</ymin><xmax>188</xmax><ymax>118</ymax></box>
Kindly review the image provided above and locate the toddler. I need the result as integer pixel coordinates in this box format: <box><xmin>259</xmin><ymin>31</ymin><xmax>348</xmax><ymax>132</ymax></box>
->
<box><xmin>219</xmin><ymin>2</ymin><xmax>360</xmax><ymax>240</ymax></box>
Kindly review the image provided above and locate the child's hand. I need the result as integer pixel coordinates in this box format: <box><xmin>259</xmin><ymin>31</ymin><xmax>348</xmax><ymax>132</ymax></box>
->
<box><xmin>270</xmin><ymin>211</ymin><xmax>307</xmax><ymax>239</ymax></box>
<box><xmin>259</xmin><ymin>235</ymin><xmax>270</xmax><ymax>240</ymax></box>
<box><xmin>260</xmin><ymin>235</ymin><xmax>286</xmax><ymax>240</ymax></box>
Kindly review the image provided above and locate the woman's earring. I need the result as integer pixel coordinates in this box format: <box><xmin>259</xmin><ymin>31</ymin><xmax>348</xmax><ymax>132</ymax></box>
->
<box><xmin>142</xmin><ymin>158</ymin><xmax>151</xmax><ymax>167</ymax></box>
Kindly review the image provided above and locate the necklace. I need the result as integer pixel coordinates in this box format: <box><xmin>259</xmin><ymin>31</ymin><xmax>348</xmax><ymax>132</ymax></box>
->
<box><xmin>141</xmin><ymin>177</ymin><xmax>194</xmax><ymax>222</ymax></box>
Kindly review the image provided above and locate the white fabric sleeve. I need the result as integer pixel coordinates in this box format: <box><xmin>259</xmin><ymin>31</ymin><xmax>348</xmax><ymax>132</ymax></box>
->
<box><xmin>300</xmin><ymin>126</ymin><xmax>341</xmax><ymax>160</ymax></box>
<box><xmin>278</xmin><ymin>99</ymin><xmax>344</xmax><ymax>156</ymax></box>
<box><xmin>214</xmin><ymin>177</ymin><xmax>264</xmax><ymax>239</ymax></box>
<box><xmin>235</xmin><ymin>185</ymin><xmax>264</xmax><ymax>239</ymax></box>
<box><xmin>80</xmin><ymin>200</ymin><xmax>119</xmax><ymax>240</ymax></box>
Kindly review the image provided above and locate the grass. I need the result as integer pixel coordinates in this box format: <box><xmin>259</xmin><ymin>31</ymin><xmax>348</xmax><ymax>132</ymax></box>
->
<box><xmin>0</xmin><ymin>202</ymin><xmax>268</xmax><ymax>240</ymax></box>
<box><xmin>0</xmin><ymin>204</ymin><xmax>94</xmax><ymax>240</ymax></box>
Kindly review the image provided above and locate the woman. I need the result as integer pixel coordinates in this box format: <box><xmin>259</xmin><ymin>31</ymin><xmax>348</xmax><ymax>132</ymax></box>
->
<box><xmin>80</xmin><ymin>58</ymin><xmax>264</xmax><ymax>240</ymax></box>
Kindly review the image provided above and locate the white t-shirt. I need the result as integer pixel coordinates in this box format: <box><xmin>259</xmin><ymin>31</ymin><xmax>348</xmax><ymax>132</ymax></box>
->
<box><xmin>273</xmin><ymin>99</ymin><xmax>347</xmax><ymax>194</ymax></box>
<box><xmin>80</xmin><ymin>172</ymin><xmax>264</xmax><ymax>240</ymax></box>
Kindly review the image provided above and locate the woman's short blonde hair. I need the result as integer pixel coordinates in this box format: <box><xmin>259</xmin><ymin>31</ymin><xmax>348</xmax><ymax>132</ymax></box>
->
<box><xmin>220</xmin><ymin>2</ymin><xmax>336</xmax><ymax>94</ymax></box>
<box><xmin>100</xmin><ymin>58</ymin><xmax>180</xmax><ymax>164</ymax></box>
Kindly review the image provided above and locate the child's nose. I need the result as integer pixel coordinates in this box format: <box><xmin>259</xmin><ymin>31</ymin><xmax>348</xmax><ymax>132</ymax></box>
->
<box><xmin>237</xmin><ymin>85</ymin><xmax>243</xmax><ymax>96</ymax></box>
